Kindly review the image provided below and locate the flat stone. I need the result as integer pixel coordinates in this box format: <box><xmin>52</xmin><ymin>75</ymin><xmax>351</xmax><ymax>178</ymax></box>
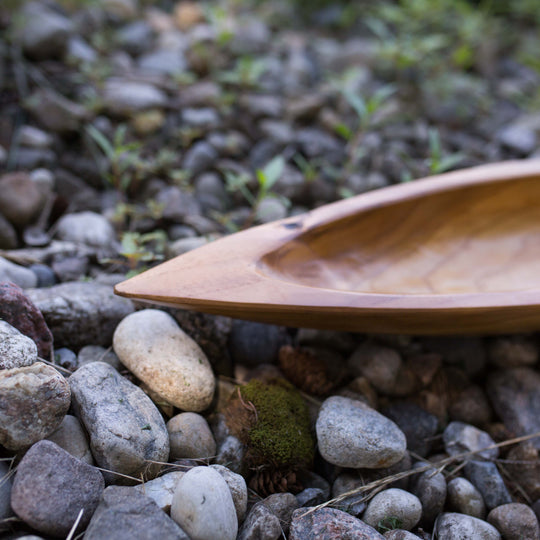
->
<box><xmin>0</xmin><ymin>363</ymin><xmax>70</xmax><ymax>450</ymax></box>
<box><xmin>69</xmin><ymin>362</ymin><xmax>169</xmax><ymax>483</ymax></box>
<box><xmin>487</xmin><ymin>503</ymin><xmax>540</xmax><ymax>540</ymax></box>
<box><xmin>487</xmin><ymin>368</ymin><xmax>540</xmax><ymax>449</ymax></box>
<box><xmin>443</xmin><ymin>421</ymin><xmax>498</xmax><ymax>460</ymax></box>
<box><xmin>435</xmin><ymin>512</ymin><xmax>501</xmax><ymax>539</ymax></box>
<box><xmin>289</xmin><ymin>507</ymin><xmax>385</xmax><ymax>539</ymax></box>
<box><xmin>133</xmin><ymin>471</ymin><xmax>185</xmax><ymax>512</ymax></box>
<box><xmin>103</xmin><ymin>79</ymin><xmax>167</xmax><ymax>116</ymax></box>
<box><xmin>0</xmin><ymin>321</ymin><xmax>38</xmax><ymax>370</ymax></box>
<box><xmin>27</xmin><ymin>282</ymin><xmax>134</xmax><ymax>350</ymax></box>
<box><xmin>362</xmin><ymin>488</ymin><xmax>422</xmax><ymax>531</ymax></box>
<box><xmin>46</xmin><ymin>414</ymin><xmax>93</xmax><ymax>464</ymax></box>
<box><xmin>316</xmin><ymin>396</ymin><xmax>407</xmax><ymax>468</ymax></box>
<box><xmin>447</xmin><ymin>477</ymin><xmax>485</xmax><ymax>519</ymax></box>
<box><xmin>171</xmin><ymin>466</ymin><xmax>238</xmax><ymax>540</ymax></box>
<box><xmin>11</xmin><ymin>440</ymin><xmax>104</xmax><ymax>537</ymax></box>
<box><xmin>55</xmin><ymin>211</ymin><xmax>116</xmax><ymax>248</ymax></box>
<box><xmin>167</xmin><ymin>412</ymin><xmax>216</xmax><ymax>459</ymax></box>
<box><xmin>464</xmin><ymin>460</ymin><xmax>512</xmax><ymax>510</ymax></box>
<box><xmin>113</xmin><ymin>310</ymin><xmax>215</xmax><ymax>412</ymax></box>
<box><xmin>84</xmin><ymin>486</ymin><xmax>189</xmax><ymax>540</ymax></box>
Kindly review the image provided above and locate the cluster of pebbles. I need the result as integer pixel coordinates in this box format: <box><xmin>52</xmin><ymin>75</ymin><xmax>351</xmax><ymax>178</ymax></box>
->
<box><xmin>0</xmin><ymin>0</ymin><xmax>540</xmax><ymax>538</ymax></box>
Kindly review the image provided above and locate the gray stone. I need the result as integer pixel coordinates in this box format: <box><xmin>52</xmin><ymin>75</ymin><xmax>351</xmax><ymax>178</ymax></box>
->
<box><xmin>46</xmin><ymin>414</ymin><xmax>93</xmax><ymax>464</ymax></box>
<box><xmin>0</xmin><ymin>363</ymin><xmax>70</xmax><ymax>450</ymax></box>
<box><xmin>117</xmin><ymin>21</ymin><xmax>154</xmax><ymax>56</ymax></box>
<box><xmin>488</xmin><ymin>336</ymin><xmax>538</xmax><ymax>367</ymax></box>
<box><xmin>209</xmin><ymin>464</ymin><xmax>248</xmax><ymax>522</ymax></box>
<box><xmin>296</xmin><ymin>128</ymin><xmax>344</xmax><ymax>163</ymax></box>
<box><xmin>169</xmin><ymin>236</ymin><xmax>208</xmax><ymax>257</ymax></box>
<box><xmin>19</xmin><ymin>3</ymin><xmax>73</xmax><ymax>60</ymax></box>
<box><xmin>497</xmin><ymin>124</ymin><xmax>537</xmax><ymax>155</ymax></box>
<box><xmin>0</xmin><ymin>321</ymin><xmax>38</xmax><ymax>370</ymax></box>
<box><xmin>67</xmin><ymin>36</ymin><xmax>98</xmax><ymax>63</ymax></box>
<box><xmin>171</xmin><ymin>466</ymin><xmax>238</xmax><ymax>540</ymax></box>
<box><xmin>0</xmin><ymin>213</ymin><xmax>17</xmax><ymax>249</ymax></box>
<box><xmin>316</xmin><ymin>396</ymin><xmax>407</xmax><ymax>468</ymax></box>
<box><xmin>411</xmin><ymin>467</ymin><xmax>446</xmax><ymax>527</ymax></box>
<box><xmin>290</xmin><ymin>507</ymin><xmax>385</xmax><ymax>539</ymax></box>
<box><xmin>29</xmin><ymin>264</ymin><xmax>56</xmax><ymax>288</ymax></box>
<box><xmin>17</xmin><ymin>126</ymin><xmax>53</xmax><ymax>149</ymax></box>
<box><xmin>331</xmin><ymin>472</ymin><xmax>366</xmax><ymax>516</ymax></box>
<box><xmin>464</xmin><ymin>460</ymin><xmax>512</xmax><ymax>510</ymax></box>
<box><xmin>262</xmin><ymin>492</ymin><xmax>299</xmax><ymax>533</ymax></box>
<box><xmin>181</xmin><ymin>108</ymin><xmax>220</xmax><ymax>130</ymax></box>
<box><xmin>448</xmin><ymin>385</ymin><xmax>493</xmax><ymax>426</ymax></box>
<box><xmin>240</xmin><ymin>94</ymin><xmax>283</xmax><ymax>118</ymax></box>
<box><xmin>78</xmin><ymin>345</ymin><xmax>121</xmax><ymax>370</ymax></box>
<box><xmin>27</xmin><ymin>282</ymin><xmax>134</xmax><ymax>350</ymax></box>
<box><xmin>155</xmin><ymin>185</ymin><xmax>202</xmax><ymax>223</ymax></box>
<box><xmin>168</xmin><ymin>412</ymin><xmax>216</xmax><ymax>459</ymax></box>
<box><xmin>133</xmin><ymin>471</ymin><xmax>184</xmax><ymax>512</ymax></box>
<box><xmin>487</xmin><ymin>368</ymin><xmax>540</xmax><ymax>449</ymax></box>
<box><xmin>195</xmin><ymin>172</ymin><xmax>229</xmax><ymax>213</ymax></box>
<box><xmin>362</xmin><ymin>488</ymin><xmax>422</xmax><ymax>531</ymax></box>
<box><xmin>182</xmin><ymin>141</ymin><xmax>218</xmax><ymax>175</ymax></box>
<box><xmin>384</xmin><ymin>532</ymin><xmax>422</xmax><ymax>540</ymax></box>
<box><xmin>207</xmin><ymin>131</ymin><xmax>248</xmax><ymax>157</ymax></box>
<box><xmin>55</xmin><ymin>211</ymin><xmax>115</xmax><ymax>248</ymax></box>
<box><xmin>238</xmin><ymin>502</ymin><xmax>282</xmax><ymax>540</ymax></box>
<box><xmin>103</xmin><ymin>80</ymin><xmax>167</xmax><ymax>116</ymax></box>
<box><xmin>11</xmin><ymin>440</ymin><xmax>104</xmax><ymax>537</ymax></box>
<box><xmin>447</xmin><ymin>477</ymin><xmax>485</xmax><ymax>519</ymax></box>
<box><xmin>0</xmin><ymin>461</ymin><xmax>13</xmax><ymax>519</ymax></box>
<box><xmin>84</xmin><ymin>485</ymin><xmax>189</xmax><ymax>540</ymax></box>
<box><xmin>255</xmin><ymin>196</ymin><xmax>288</xmax><ymax>223</ymax></box>
<box><xmin>69</xmin><ymin>362</ymin><xmax>169</xmax><ymax>483</ymax></box>
<box><xmin>113</xmin><ymin>310</ymin><xmax>215</xmax><ymax>412</ymax></box>
<box><xmin>229</xmin><ymin>18</ymin><xmax>271</xmax><ymax>55</ymax></box>
<box><xmin>296</xmin><ymin>487</ymin><xmax>326</xmax><ymax>507</ymax></box>
<box><xmin>138</xmin><ymin>49</ymin><xmax>187</xmax><ymax>75</ymax></box>
<box><xmin>443</xmin><ymin>421</ymin><xmax>498</xmax><ymax>460</ymax></box>
<box><xmin>0</xmin><ymin>257</ymin><xmax>37</xmax><ymax>288</ymax></box>
<box><xmin>435</xmin><ymin>512</ymin><xmax>501</xmax><ymax>539</ymax></box>
<box><xmin>487</xmin><ymin>503</ymin><xmax>540</xmax><ymax>540</ymax></box>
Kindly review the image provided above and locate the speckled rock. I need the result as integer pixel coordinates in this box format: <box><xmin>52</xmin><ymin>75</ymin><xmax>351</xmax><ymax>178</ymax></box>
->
<box><xmin>443</xmin><ymin>421</ymin><xmax>498</xmax><ymax>460</ymax></box>
<box><xmin>237</xmin><ymin>502</ymin><xmax>282</xmax><ymax>540</ymax></box>
<box><xmin>113</xmin><ymin>310</ymin><xmax>215</xmax><ymax>411</ymax></box>
<box><xmin>69</xmin><ymin>362</ymin><xmax>169</xmax><ymax>483</ymax></box>
<box><xmin>55</xmin><ymin>211</ymin><xmax>116</xmax><ymax>248</ymax></box>
<box><xmin>11</xmin><ymin>440</ymin><xmax>104</xmax><ymax>537</ymax></box>
<box><xmin>0</xmin><ymin>258</ymin><xmax>38</xmax><ymax>289</ymax></box>
<box><xmin>316</xmin><ymin>396</ymin><xmax>407</xmax><ymax>468</ymax></box>
<box><xmin>410</xmin><ymin>467</ymin><xmax>446</xmax><ymax>527</ymax></box>
<box><xmin>0</xmin><ymin>321</ymin><xmax>38</xmax><ymax>370</ymax></box>
<box><xmin>289</xmin><ymin>507</ymin><xmax>385</xmax><ymax>539</ymax></box>
<box><xmin>435</xmin><ymin>512</ymin><xmax>501</xmax><ymax>539</ymax></box>
<box><xmin>487</xmin><ymin>503</ymin><xmax>540</xmax><ymax>540</ymax></box>
<box><xmin>209</xmin><ymin>465</ymin><xmax>248</xmax><ymax>523</ymax></box>
<box><xmin>447</xmin><ymin>477</ymin><xmax>486</xmax><ymax>518</ymax></box>
<box><xmin>262</xmin><ymin>492</ymin><xmax>300</xmax><ymax>534</ymax></box>
<box><xmin>464</xmin><ymin>461</ymin><xmax>512</xmax><ymax>511</ymax></box>
<box><xmin>362</xmin><ymin>488</ymin><xmax>422</xmax><ymax>531</ymax></box>
<box><xmin>27</xmin><ymin>282</ymin><xmax>134</xmax><ymax>350</ymax></box>
<box><xmin>84</xmin><ymin>486</ymin><xmax>189</xmax><ymax>540</ymax></box>
<box><xmin>0</xmin><ymin>363</ymin><xmax>70</xmax><ymax>450</ymax></box>
<box><xmin>171</xmin><ymin>466</ymin><xmax>238</xmax><ymax>540</ymax></box>
<box><xmin>133</xmin><ymin>471</ymin><xmax>185</xmax><ymax>512</ymax></box>
<box><xmin>46</xmin><ymin>414</ymin><xmax>93</xmax><ymax>464</ymax></box>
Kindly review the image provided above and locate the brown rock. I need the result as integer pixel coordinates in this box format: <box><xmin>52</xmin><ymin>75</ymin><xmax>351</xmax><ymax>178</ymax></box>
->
<box><xmin>0</xmin><ymin>282</ymin><xmax>53</xmax><ymax>359</ymax></box>
<box><xmin>173</xmin><ymin>1</ymin><xmax>205</xmax><ymax>30</ymax></box>
<box><xmin>0</xmin><ymin>363</ymin><xmax>70</xmax><ymax>450</ymax></box>
<box><xmin>0</xmin><ymin>172</ymin><xmax>44</xmax><ymax>227</ymax></box>
<box><xmin>487</xmin><ymin>503</ymin><xmax>540</xmax><ymax>540</ymax></box>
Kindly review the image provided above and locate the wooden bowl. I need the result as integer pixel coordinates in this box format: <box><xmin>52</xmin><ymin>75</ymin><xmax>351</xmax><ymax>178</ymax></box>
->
<box><xmin>115</xmin><ymin>160</ymin><xmax>540</xmax><ymax>334</ymax></box>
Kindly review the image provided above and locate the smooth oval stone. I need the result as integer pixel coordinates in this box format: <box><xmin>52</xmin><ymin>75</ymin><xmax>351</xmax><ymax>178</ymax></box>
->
<box><xmin>447</xmin><ymin>477</ymin><xmax>485</xmax><ymax>519</ymax></box>
<box><xmin>316</xmin><ymin>396</ymin><xmax>407</xmax><ymax>468</ymax></box>
<box><xmin>0</xmin><ymin>257</ymin><xmax>38</xmax><ymax>289</ymax></box>
<box><xmin>133</xmin><ymin>471</ymin><xmax>185</xmax><ymax>512</ymax></box>
<box><xmin>435</xmin><ymin>512</ymin><xmax>501</xmax><ymax>539</ymax></box>
<box><xmin>362</xmin><ymin>488</ymin><xmax>422</xmax><ymax>531</ymax></box>
<box><xmin>113</xmin><ymin>310</ymin><xmax>215</xmax><ymax>412</ymax></box>
<box><xmin>168</xmin><ymin>412</ymin><xmax>216</xmax><ymax>459</ymax></box>
<box><xmin>0</xmin><ymin>321</ymin><xmax>37</xmax><ymax>370</ymax></box>
<box><xmin>11</xmin><ymin>440</ymin><xmax>104</xmax><ymax>537</ymax></box>
<box><xmin>46</xmin><ymin>414</ymin><xmax>93</xmax><ymax>464</ymax></box>
<box><xmin>487</xmin><ymin>503</ymin><xmax>540</xmax><ymax>540</ymax></box>
<box><xmin>55</xmin><ymin>211</ymin><xmax>115</xmax><ymax>248</ymax></box>
<box><xmin>171</xmin><ymin>466</ymin><xmax>238</xmax><ymax>540</ymax></box>
<box><xmin>0</xmin><ymin>363</ymin><xmax>70</xmax><ymax>450</ymax></box>
<box><xmin>210</xmin><ymin>464</ymin><xmax>248</xmax><ymax>523</ymax></box>
<box><xmin>69</xmin><ymin>362</ymin><xmax>169</xmax><ymax>483</ymax></box>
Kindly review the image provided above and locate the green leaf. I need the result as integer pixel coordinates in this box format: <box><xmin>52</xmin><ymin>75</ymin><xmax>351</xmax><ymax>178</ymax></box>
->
<box><xmin>259</xmin><ymin>155</ymin><xmax>285</xmax><ymax>190</ymax></box>
<box><xmin>86</xmin><ymin>125</ymin><xmax>114</xmax><ymax>159</ymax></box>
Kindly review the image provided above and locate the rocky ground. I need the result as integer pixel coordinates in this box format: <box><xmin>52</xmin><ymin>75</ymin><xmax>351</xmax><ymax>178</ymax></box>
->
<box><xmin>0</xmin><ymin>0</ymin><xmax>540</xmax><ymax>538</ymax></box>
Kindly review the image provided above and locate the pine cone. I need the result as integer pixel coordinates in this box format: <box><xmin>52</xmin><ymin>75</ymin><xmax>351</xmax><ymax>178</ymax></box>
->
<box><xmin>249</xmin><ymin>467</ymin><xmax>303</xmax><ymax>497</ymax></box>
<box><xmin>278</xmin><ymin>345</ymin><xmax>334</xmax><ymax>396</ymax></box>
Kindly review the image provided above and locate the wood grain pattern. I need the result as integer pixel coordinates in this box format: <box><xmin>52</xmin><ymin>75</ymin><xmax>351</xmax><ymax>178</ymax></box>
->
<box><xmin>115</xmin><ymin>160</ymin><xmax>540</xmax><ymax>334</ymax></box>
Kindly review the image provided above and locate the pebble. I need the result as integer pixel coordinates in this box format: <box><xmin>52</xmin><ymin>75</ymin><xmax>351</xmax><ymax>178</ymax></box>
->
<box><xmin>0</xmin><ymin>321</ymin><xmax>38</xmax><ymax>370</ymax></box>
<box><xmin>29</xmin><ymin>263</ymin><xmax>57</xmax><ymax>287</ymax></box>
<box><xmin>27</xmin><ymin>282</ymin><xmax>134</xmax><ymax>350</ymax></box>
<box><xmin>316</xmin><ymin>395</ymin><xmax>407</xmax><ymax>468</ymax></box>
<box><xmin>69</xmin><ymin>362</ymin><xmax>169</xmax><ymax>483</ymax></box>
<box><xmin>487</xmin><ymin>503</ymin><xmax>540</xmax><ymax>540</ymax></box>
<box><xmin>167</xmin><ymin>412</ymin><xmax>217</xmax><ymax>459</ymax></box>
<box><xmin>296</xmin><ymin>487</ymin><xmax>326</xmax><ymax>507</ymax></box>
<box><xmin>171</xmin><ymin>466</ymin><xmax>238</xmax><ymax>540</ymax></box>
<box><xmin>17</xmin><ymin>126</ymin><xmax>53</xmax><ymax>149</ymax></box>
<box><xmin>117</xmin><ymin>21</ymin><xmax>155</xmax><ymax>56</ymax></box>
<box><xmin>289</xmin><ymin>506</ymin><xmax>385</xmax><ymax>539</ymax></box>
<box><xmin>0</xmin><ymin>461</ymin><xmax>13</xmax><ymax>519</ymax></box>
<box><xmin>435</xmin><ymin>512</ymin><xmax>501</xmax><ymax>539</ymax></box>
<box><xmin>464</xmin><ymin>460</ymin><xmax>512</xmax><ymax>510</ymax></box>
<box><xmin>182</xmin><ymin>140</ymin><xmax>219</xmax><ymax>175</ymax></box>
<box><xmin>497</xmin><ymin>123</ymin><xmax>537</xmax><ymax>154</ymax></box>
<box><xmin>133</xmin><ymin>471</ymin><xmax>185</xmax><ymax>512</ymax></box>
<box><xmin>362</xmin><ymin>488</ymin><xmax>422</xmax><ymax>532</ymax></box>
<box><xmin>255</xmin><ymin>196</ymin><xmax>288</xmax><ymax>223</ymax></box>
<box><xmin>487</xmin><ymin>368</ymin><xmax>540</xmax><ymax>449</ymax></box>
<box><xmin>410</xmin><ymin>467</ymin><xmax>447</xmax><ymax>527</ymax></box>
<box><xmin>504</xmin><ymin>441</ymin><xmax>540</xmax><ymax>500</ymax></box>
<box><xmin>262</xmin><ymin>492</ymin><xmax>300</xmax><ymax>533</ymax></box>
<box><xmin>103</xmin><ymin>79</ymin><xmax>168</xmax><ymax>116</ymax></box>
<box><xmin>443</xmin><ymin>421</ymin><xmax>498</xmax><ymax>460</ymax></box>
<box><xmin>46</xmin><ymin>414</ymin><xmax>93</xmax><ymax>464</ymax></box>
<box><xmin>138</xmin><ymin>49</ymin><xmax>188</xmax><ymax>75</ymax></box>
<box><xmin>488</xmin><ymin>336</ymin><xmax>538</xmax><ymax>367</ymax></box>
<box><xmin>0</xmin><ymin>257</ymin><xmax>37</xmax><ymax>289</ymax></box>
<box><xmin>113</xmin><ymin>309</ymin><xmax>216</xmax><ymax>411</ymax></box>
<box><xmin>447</xmin><ymin>477</ymin><xmax>486</xmax><ymax>518</ymax></box>
<box><xmin>169</xmin><ymin>236</ymin><xmax>208</xmax><ymax>256</ymax></box>
<box><xmin>0</xmin><ymin>363</ymin><xmax>70</xmax><ymax>450</ymax></box>
<box><xmin>11</xmin><ymin>440</ymin><xmax>104</xmax><ymax>537</ymax></box>
<box><xmin>155</xmin><ymin>185</ymin><xmax>202</xmax><ymax>222</ymax></box>
<box><xmin>78</xmin><ymin>344</ymin><xmax>122</xmax><ymax>370</ymax></box>
<box><xmin>210</xmin><ymin>464</ymin><xmax>248</xmax><ymax>522</ymax></box>
<box><xmin>237</xmin><ymin>502</ymin><xmax>282</xmax><ymax>540</ymax></box>
<box><xmin>84</xmin><ymin>485</ymin><xmax>189</xmax><ymax>540</ymax></box>
<box><xmin>0</xmin><ymin>172</ymin><xmax>44</xmax><ymax>227</ymax></box>
<box><xmin>448</xmin><ymin>384</ymin><xmax>493</xmax><ymax>425</ymax></box>
<box><xmin>383</xmin><ymin>531</ymin><xmax>423</xmax><ymax>540</ymax></box>
<box><xmin>228</xmin><ymin>320</ymin><xmax>289</xmax><ymax>367</ymax></box>
<box><xmin>0</xmin><ymin>213</ymin><xmax>17</xmax><ymax>249</ymax></box>
<box><xmin>55</xmin><ymin>211</ymin><xmax>116</xmax><ymax>248</ymax></box>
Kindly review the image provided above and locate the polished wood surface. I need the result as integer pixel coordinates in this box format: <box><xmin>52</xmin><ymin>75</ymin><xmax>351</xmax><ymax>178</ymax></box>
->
<box><xmin>115</xmin><ymin>160</ymin><xmax>540</xmax><ymax>334</ymax></box>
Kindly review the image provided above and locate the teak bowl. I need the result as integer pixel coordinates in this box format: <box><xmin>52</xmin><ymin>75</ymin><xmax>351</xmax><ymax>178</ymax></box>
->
<box><xmin>115</xmin><ymin>160</ymin><xmax>540</xmax><ymax>334</ymax></box>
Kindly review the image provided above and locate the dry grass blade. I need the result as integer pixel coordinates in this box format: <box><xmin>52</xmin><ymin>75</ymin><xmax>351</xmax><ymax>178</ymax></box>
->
<box><xmin>38</xmin><ymin>357</ymin><xmax>74</xmax><ymax>375</ymax></box>
<box><xmin>65</xmin><ymin>508</ymin><xmax>84</xmax><ymax>540</ymax></box>
<box><xmin>300</xmin><ymin>430</ymin><xmax>540</xmax><ymax>517</ymax></box>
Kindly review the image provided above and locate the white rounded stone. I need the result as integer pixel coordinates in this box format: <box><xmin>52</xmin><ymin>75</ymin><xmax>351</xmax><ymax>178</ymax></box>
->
<box><xmin>113</xmin><ymin>309</ymin><xmax>215</xmax><ymax>411</ymax></box>
<box><xmin>210</xmin><ymin>464</ymin><xmax>248</xmax><ymax>523</ymax></box>
<box><xmin>362</xmin><ymin>488</ymin><xmax>422</xmax><ymax>531</ymax></box>
<box><xmin>171</xmin><ymin>466</ymin><xmax>238</xmax><ymax>540</ymax></box>
<box><xmin>55</xmin><ymin>211</ymin><xmax>115</xmax><ymax>248</ymax></box>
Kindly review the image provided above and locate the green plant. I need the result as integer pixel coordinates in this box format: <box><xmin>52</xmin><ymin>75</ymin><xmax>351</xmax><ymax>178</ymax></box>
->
<box><xmin>376</xmin><ymin>515</ymin><xmax>403</xmax><ymax>533</ymax></box>
<box><xmin>218</xmin><ymin>56</ymin><xmax>267</xmax><ymax>87</ymax></box>
<box><xmin>118</xmin><ymin>230</ymin><xmax>167</xmax><ymax>277</ymax></box>
<box><xmin>426</xmin><ymin>128</ymin><xmax>464</xmax><ymax>174</ymax></box>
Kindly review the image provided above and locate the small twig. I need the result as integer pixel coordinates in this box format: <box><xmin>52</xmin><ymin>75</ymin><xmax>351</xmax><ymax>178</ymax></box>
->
<box><xmin>65</xmin><ymin>509</ymin><xmax>84</xmax><ymax>540</ymax></box>
<box><xmin>38</xmin><ymin>357</ymin><xmax>73</xmax><ymax>375</ymax></box>
<box><xmin>94</xmin><ymin>467</ymin><xmax>143</xmax><ymax>483</ymax></box>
